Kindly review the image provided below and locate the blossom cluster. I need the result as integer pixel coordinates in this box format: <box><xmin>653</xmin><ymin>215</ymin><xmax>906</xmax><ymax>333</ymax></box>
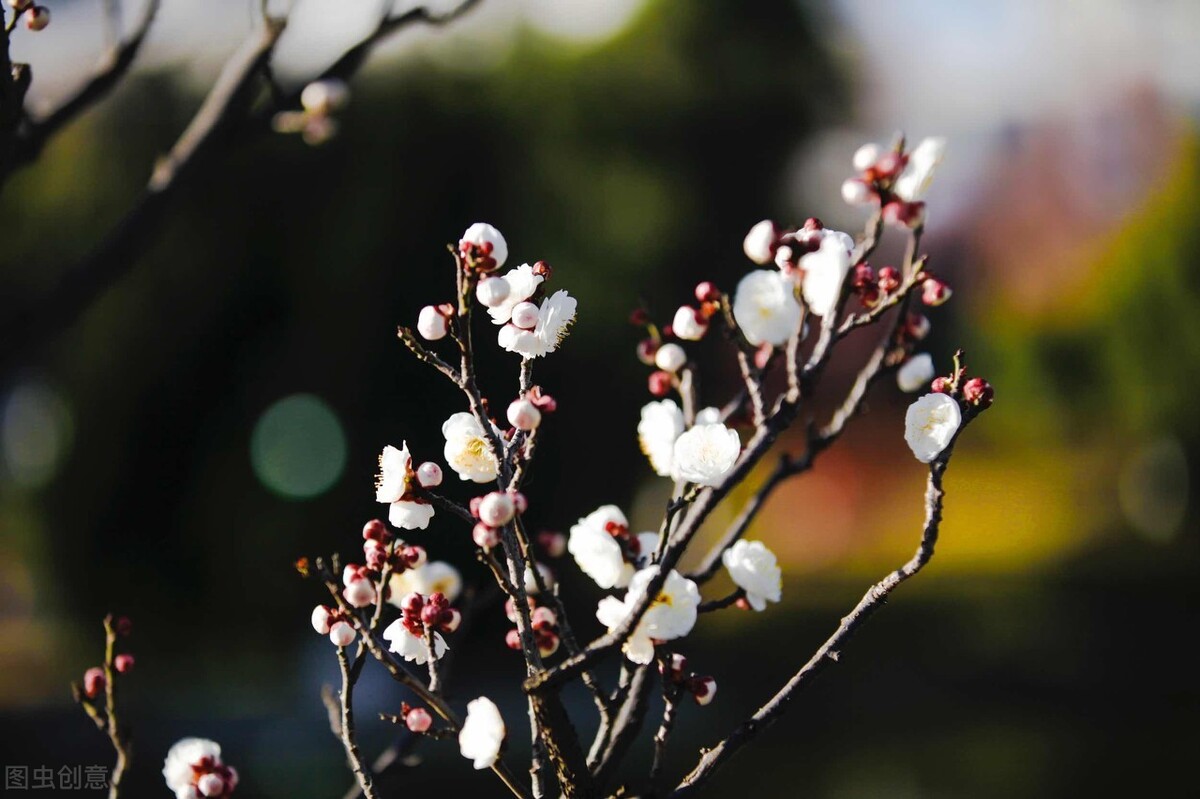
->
<box><xmin>163</xmin><ymin>739</ymin><xmax>238</xmax><ymax>799</ymax></box>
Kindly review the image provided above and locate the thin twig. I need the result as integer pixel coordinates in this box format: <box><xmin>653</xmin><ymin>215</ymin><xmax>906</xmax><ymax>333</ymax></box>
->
<box><xmin>337</xmin><ymin>647</ymin><xmax>381</xmax><ymax>799</ymax></box>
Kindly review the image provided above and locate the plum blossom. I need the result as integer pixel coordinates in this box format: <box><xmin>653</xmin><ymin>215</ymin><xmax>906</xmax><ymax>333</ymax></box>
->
<box><xmin>671</xmin><ymin>423</ymin><xmax>740</xmax><ymax>487</ymax></box>
<box><xmin>595</xmin><ymin>567</ymin><xmax>700</xmax><ymax>664</ymax></box>
<box><xmin>722</xmin><ymin>540</ymin><xmax>782</xmax><ymax>611</ymax></box>
<box><xmin>732</xmin><ymin>270</ymin><xmax>802</xmax><ymax>346</ymax></box>
<box><xmin>904</xmin><ymin>392</ymin><xmax>961</xmax><ymax>463</ymax></box>
<box><xmin>897</xmin><ymin>353</ymin><xmax>935</xmax><ymax>393</ymax></box>
<box><xmin>442</xmin><ymin>412</ymin><xmax>499</xmax><ymax>482</ymax></box>
<box><xmin>637</xmin><ymin>399</ymin><xmax>685</xmax><ymax>477</ymax></box>
<box><xmin>486</xmin><ymin>263</ymin><xmax>543</xmax><ymax>325</ymax></box>
<box><xmin>568</xmin><ymin>505</ymin><xmax>635</xmax><ymax>590</ymax></box>
<box><xmin>417</xmin><ymin>305</ymin><xmax>449</xmax><ymax>341</ymax></box>
<box><xmin>672</xmin><ymin>306</ymin><xmax>708</xmax><ymax>341</ymax></box>
<box><xmin>654</xmin><ymin>342</ymin><xmax>687</xmax><ymax>373</ymax></box>
<box><xmin>389</xmin><ymin>561</ymin><xmax>463</xmax><ymax>604</ymax></box>
<box><xmin>461</xmin><ymin>222</ymin><xmax>508</xmax><ymax>269</ymax></box>
<box><xmin>799</xmin><ymin>230</ymin><xmax>854</xmax><ymax>318</ymax></box>
<box><xmin>893</xmin><ymin>137</ymin><xmax>946</xmax><ymax>202</ymax></box>
<box><xmin>743</xmin><ymin>219</ymin><xmax>778</xmax><ymax>265</ymax></box>
<box><xmin>459</xmin><ymin>697</ymin><xmax>506</xmax><ymax>769</ymax></box>
<box><xmin>382</xmin><ymin>618</ymin><xmax>448</xmax><ymax>665</ymax></box>
<box><xmin>375</xmin><ymin>443</ymin><xmax>434</xmax><ymax>530</ymax></box>
<box><xmin>163</xmin><ymin>738</ymin><xmax>238</xmax><ymax>799</ymax></box>
<box><xmin>694</xmin><ymin>406</ymin><xmax>721</xmax><ymax>425</ymax></box>
<box><xmin>498</xmin><ymin>290</ymin><xmax>577</xmax><ymax>359</ymax></box>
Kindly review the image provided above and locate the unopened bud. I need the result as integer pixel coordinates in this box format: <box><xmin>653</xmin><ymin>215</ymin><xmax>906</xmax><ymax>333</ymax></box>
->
<box><xmin>841</xmin><ymin>178</ymin><xmax>872</xmax><ymax>206</ymax></box>
<box><xmin>537</xmin><ymin>631</ymin><xmax>561</xmax><ymax>657</ymax></box>
<box><xmin>962</xmin><ymin>377</ymin><xmax>994</xmax><ymax>408</ymax></box>
<box><xmin>743</xmin><ymin>220</ymin><xmax>779</xmax><ymax>265</ymax></box>
<box><xmin>441</xmin><ymin>608</ymin><xmax>462</xmax><ymax>633</ymax></box>
<box><xmin>478</xmin><ymin>492</ymin><xmax>515</xmax><ymax>527</ymax></box>
<box><xmin>930</xmin><ymin>376</ymin><xmax>952</xmax><ymax>394</ymax></box>
<box><xmin>114</xmin><ymin>655</ymin><xmax>135</xmax><ymax>675</ymax></box>
<box><xmin>505</xmin><ymin>629</ymin><xmax>523</xmax><ymax>651</ymax></box>
<box><xmin>25</xmin><ymin>6</ymin><xmax>49</xmax><ymax>30</ymax></box>
<box><xmin>690</xmin><ymin>676</ymin><xmax>717</xmax><ymax>706</ymax></box>
<box><xmin>636</xmin><ymin>338</ymin><xmax>659</xmax><ymax>366</ymax></box>
<box><xmin>83</xmin><ymin>667</ymin><xmax>106</xmax><ymax>699</ymax></box>
<box><xmin>883</xmin><ymin>200</ymin><xmax>926</xmax><ymax>229</ymax></box>
<box><xmin>473</xmin><ymin>522</ymin><xmax>500</xmax><ymax>549</ymax></box>
<box><xmin>405</xmin><ymin>706</ymin><xmax>433</xmax><ymax>733</ymax></box>
<box><xmin>694</xmin><ymin>281</ymin><xmax>720</xmax><ymax>303</ymax></box>
<box><xmin>197</xmin><ymin>773</ymin><xmax>226</xmax><ymax>798</ymax></box>
<box><xmin>648</xmin><ymin>370</ymin><xmax>672</xmax><ymax>397</ymax></box>
<box><xmin>329</xmin><ymin>621</ymin><xmax>356</xmax><ymax>647</ymax></box>
<box><xmin>852</xmin><ymin>142</ymin><xmax>884</xmax><ymax>172</ymax></box>
<box><xmin>510</xmin><ymin>301</ymin><xmax>539</xmax><ymax>330</ymax></box>
<box><xmin>300</xmin><ymin>79</ymin><xmax>349</xmax><ymax>115</ymax></box>
<box><xmin>417</xmin><ymin>305</ymin><xmax>449</xmax><ymax>341</ymax></box>
<box><xmin>921</xmin><ymin>277</ymin><xmax>952</xmax><ymax>306</ymax></box>
<box><xmin>654</xmin><ymin>342</ymin><xmax>687</xmax><ymax>373</ymax></box>
<box><xmin>877</xmin><ymin>266</ymin><xmax>901</xmax><ymax>293</ymax></box>
<box><xmin>476</xmin><ymin>276</ymin><xmax>511</xmax><ymax>308</ymax></box>
<box><xmin>507</xmin><ymin>398</ymin><xmax>542</xmax><ymax>431</ymax></box>
<box><xmin>672</xmin><ymin>306</ymin><xmax>707</xmax><ymax>341</ymax></box>
<box><xmin>416</xmin><ymin>461</ymin><xmax>443</xmax><ymax>488</ymax></box>
<box><xmin>312</xmin><ymin>605</ymin><xmax>333</xmax><ymax>635</ymax></box>
<box><xmin>537</xmin><ymin>531</ymin><xmax>566</xmax><ymax>558</ymax></box>
<box><xmin>362</xmin><ymin>518</ymin><xmax>388</xmax><ymax>541</ymax></box>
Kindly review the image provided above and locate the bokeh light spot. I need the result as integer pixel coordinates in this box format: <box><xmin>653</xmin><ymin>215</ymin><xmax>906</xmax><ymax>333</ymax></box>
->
<box><xmin>1118</xmin><ymin>435</ymin><xmax>1188</xmax><ymax>543</ymax></box>
<box><xmin>251</xmin><ymin>393</ymin><xmax>347</xmax><ymax>500</ymax></box>
<box><xmin>1</xmin><ymin>380</ymin><xmax>73</xmax><ymax>489</ymax></box>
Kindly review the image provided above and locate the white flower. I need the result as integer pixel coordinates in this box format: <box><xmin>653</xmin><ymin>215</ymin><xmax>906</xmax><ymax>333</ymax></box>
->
<box><xmin>375</xmin><ymin>443</ymin><xmax>435</xmax><ymax>530</ymax></box>
<box><xmin>732</xmin><ymin>270</ymin><xmax>802</xmax><ymax>346</ymax></box>
<box><xmin>799</xmin><ymin>232</ymin><xmax>853</xmax><ymax>318</ymax></box>
<box><xmin>595</xmin><ymin>567</ymin><xmax>700</xmax><ymax>665</ymax></box>
<box><xmin>382</xmin><ymin>619</ymin><xmax>448</xmax><ymax>665</ymax></box>
<box><xmin>461</xmin><ymin>222</ymin><xmax>509</xmax><ymax>269</ymax></box>
<box><xmin>893</xmin><ymin>137</ymin><xmax>946</xmax><ymax>202</ymax></box>
<box><xmin>498</xmin><ymin>290</ymin><xmax>576</xmax><ymax>359</ymax></box>
<box><xmin>442</xmin><ymin>412</ymin><xmax>499</xmax><ymax>483</ymax></box>
<box><xmin>743</xmin><ymin>219</ymin><xmax>777</xmax><ymax>265</ymax></box>
<box><xmin>904</xmin><ymin>392</ymin><xmax>961</xmax><ymax>463</ymax></box>
<box><xmin>417</xmin><ymin>305</ymin><xmax>448</xmax><ymax>341</ymax></box>
<box><xmin>568</xmin><ymin>505</ymin><xmax>634</xmax><ymax>589</ymax></box>
<box><xmin>476</xmin><ymin>276</ymin><xmax>511</xmax><ymax>308</ymax></box>
<box><xmin>897</xmin><ymin>353</ymin><xmax>935</xmax><ymax>393</ymax></box>
<box><xmin>722</xmin><ymin>540</ymin><xmax>782</xmax><ymax>611</ymax></box>
<box><xmin>671</xmin><ymin>423</ymin><xmax>740</xmax><ymax>487</ymax></box>
<box><xmin>672</xmin><ymin>306</ymin><xmax>708</xmax><ymax>341</ymax></box>
<box><xmin>389</xmin><ymin>561</ymin><xmax>463</xmax><ymax>603</ymax></box>
<box><xmin>486</xmin><ymin>263</ymin><xmax>543</xmax><ymax>325</ymax></box>
<box><xmin>163</xmin><ymin>738</ymin><xmax>223</xmax><ymax>797</ymax></box>
<box><xmin>459</xmin><ymin>697</ymin><xmax>506</xmax><ymax>770</ymax></box>
<box><xmin>638</xmin><ymin>399</ymin><xmax>685</xmax><ymax>477</ymax></box>
<box><xmin>694</xmin><ymin>406</ymin><xmax>721</xmax><ymax>425</ymax></box>
<box><xmin>654</xmin><ymin>342</ymin><xmax>687</xmax><ymax>373</ymax></box>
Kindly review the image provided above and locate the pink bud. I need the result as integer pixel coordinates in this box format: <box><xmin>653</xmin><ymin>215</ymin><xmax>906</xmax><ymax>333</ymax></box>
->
<box><xmin>405</xmin><ymin>706</ymin><xmax>433</xmax><ymax>733</ymax></box>
<box><xmin>648</xmin><ymin>370</ymin><xmax>672</xmax><ymax>397</ymax></box>
<box><xmin>931</xmin><ymin>376</ymin><xmax>952</xmax><ymax>394</ymax></box>
<box><xmin>311</xmin><ymin>605</ymin><xmax>333</xmax><ymax>635</ymax></box>
<box><xmin>83</xmin><ymin>667</ymin><xmax>106</xmax><ymax>699</ymax></box>
<box><xmin>690</xmin><ymin>676</ymin><xmax>717</xmax><ymax>706</ymax></box>
<box><xmin>440</xmin><ymin>608</ymin><xmax>462</xmax><ymax>633</ymax></box>
<box><xmin>114</xmin><ymin>654</ymin><xmax>135</xmax><ymax>674</ymax></box>
<box><xmin>531</xmin><ymin>606</ymin><xmax>557</xmax><ymax>630</ymax></box>
<box><xmin>197</xmin><ymin>773</ymin><xmax>225</xmax><ymax>797</ymax></box>
<box><xmin>507</xmin><ymin>398</ymin><xmax>542</xmax><ymax>431</ymax></box>
<box><xmin>962</xmin><ymin>377</ymin><xmax>994</xmax><ymax>408</ymax></box>
<box><xmin>743</xmin><ymin>220</ymin><xmax>779</xmax><ymax>265</ymax></box>
<box><xmin>636</xmin><ymin>338</ymin><xmax>659</xmax><ymax>366</ymax></box>
<box><xmin>473</xmin><ymin>523</ymin><xmax>500</xmax><ymax>549</ymax></box>
<box><xmin>511</xmin><ymin>301</ymin><xmax>540</xmax><ymax>330</ymax></box>
<box><xmin>694</xmin><ymin>281</ymin><xmax>720</xmax><ymax>303</ymax></box>
<box><xmin>478</xmin><ymin>492</ymin><xmax>515</xmax><ymax>527</ymax></box>
<box><xmin>25</xmin><ymin>6</ymin><xmax>49</xmax><ymax>31</ymax></box>
<box><xmin>416</xmin><ymin>461</ymin><xmax>443</xmax><ymax>488</ymax></box>
<box><xmin>362</xmin><ymin>518</ymin><xmax>388</xmax><ymax>541</ymax></box>
<box><xmin>402</xmin><ymin>544</ymin><xmax>427</xmax><ymax>569</ymax></box>
<box><xmin>400</xmin><ymin>592</ymin><xmax>424</xmax><ymax>613</ymax></box>
<box><xmin>343</xmin><ymin>575</ymin><xmax>376</xmax><ymax>608</ymax></box>
<box><xmin>882</xmin><ymin>200</ymin><xmax>926</xmax><ymax>229</ymax></box>
<box><xmin>505</xmin><ymin>629</ymin><xmax>523</xmax><ymax>651</ymax></box>
<box><xmin>921</xmin><ymin>277</ymin><xmax>952</xmax><ymax>306</ymax></box>
<box><xmin>904</xmin><ymin>313</ymin><xmax>931</xmax><ymax>342</ymax></box>
<box><xmin>537</xmin><ymin>631</ymin><xmax>560</xmax><ymax>657</ymax></box>
<box><xmin>476</xmin><ymin>276</ymin><xmax>511</xmax><ymax>308</ymax></box>
<box><xmin>417</xmin><ymin>305</ymin><xmax>449</xmax><ymax>341</ymax></box>
<box><xmin>672</xmin><ymin>306</ymin><xmax>708</xmax><ymax>341</ymax></box>
<box><xmin>329</xmin><ymin>621</ymin><xmax>356</xmax><ymax>647</ymax></box>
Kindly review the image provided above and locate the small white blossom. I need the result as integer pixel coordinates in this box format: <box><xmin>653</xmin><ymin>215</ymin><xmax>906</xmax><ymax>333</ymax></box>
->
<box><xmin>382</xmin><ymin>619</ymin><xmax>448</xmax><ymax>665</ymax></box>
<box><xmin>732</xmin><ymin>270</ymin><xmax>802</xmax><ymax>346</ymax></box>
<box><xmin>163</xmin><ymin>738</ymin><xmax>236</xmax><ymax>799</ymax></box>
<box><xmin>486</xmin><ymin>263</ymin><xmax>543</xmax><ymax>325</ymax></box>
<box><xmin>389</xmin><ymin>561</ymin><xmax>463</xmax><ymax>603</ymax></box>
<box><xmin>375</xmin><ymin>443</ymin><xmax>434</xmax><ymax>530</ymax></box>
<box><xmin>311</xmin><ymin>605</ymin><xmax>332</xmax><ymax>634</ymax></box>
<box><xmin>893</xmin><ymin>137</ymin><xmax>946</xmax><ymax>202</ymax></box>
<box><xmin>672</xmin><ymin>306</ymin><xmax>707</xmax><ymax>341</ymax></box>
<box><xmin>478</xmin><ymin>491</ymin><xmax>515</xmax><ymax>527</ymax></box>
<box><xmin>799</xmin><ymin>231</ymin><xmax>854</xmax><ymax>318</ymax></box>
<box><xmin>722</xmin><ymin>540</ymin><xmax>782</xmax><ymax>611</ymax></box>
<box><xmin>654</xmin><ymin>342</ymin><xmax>687</xmax><ymax>373</ymax></box>
<box><xmin>498</xmin><ymin>290</ymin><xmax>576</xmax><ymax>359</ymax></box>
<box><xmin>506</xmin><ymin>398</ymin><xmax>541</xmax><ymax>431</ymax></box>
<box><xmin>476</xmin><ymin>276</ymin><xmax>511</xmax><ymax>308</ymax></box>
<box><xmin>329</xmin><ymin>621</ymin><xmax>356</xmax><ymax>647</ymax></box>
<box><xmin>510</xmin><ymin>301</ymin><xmax>540</xmax><ymax>330</ymax></box>
<box><xmin>461</xmin><ymin>222</ymin><xmax>508</xmax><ymax>269</ymax></box>
<box><xmin>459</xmin><ymin>697</ymin><xmax>506</xmax><ymax>770</ymax></box>
<box><xmin>904</xmin><ymin>392</ymin><xmax>961</xmax><ymax>463</ymax></box>
<box><xmin>417</xmin><ymin>306</ymin><xmax>448</xmax><ymax>341</ymax></box>
<box><xmin>841</xmin><ymin>178</ymin><xmax>872</xmax><ymax>206</ymax></box>
<box><xmin>638</xmin><ymin>400</ymin><xmax>685</xmax><ymax>477</ymax></box>
<box><xmin>743</xmin><ymin>219</ymin><xmax>777</xmax><ymax>265</ymax></box>
<box><xmin>595</xmin><ymin>567</ymin><xmax>700</xmax><ymax>664</ymax></box>
<box><xmin>694</xmin><ymin>406</ymin><xmax>721</xmax><ymax>425</ymax></box>
<box><xmin>568</xmin><ymin>505</ymin><xmax>634</xmax><ymax>589</ymax></box>
<box><xmin>897</xmin><ymin>353</ymin><xmax>935</xmax><ymax>393</ymax></box>
<box><xmin>442</xmin><ymin>412</ymin><xmax>499</xmax><ymax>483</ymax></box>
<box><xmin>416</xmin><ymin>461</ymin><xmax>443</xmax><ymax>487</ymax></box>
<box><xmin>671</xmin><ymin>423</ymin><xmax>740</xmax><ymax>487</ymax></box>
<box><xmin>852</xmin><ymin>142</ymin><xmax>883</xmax><ymax>171</ymax></box>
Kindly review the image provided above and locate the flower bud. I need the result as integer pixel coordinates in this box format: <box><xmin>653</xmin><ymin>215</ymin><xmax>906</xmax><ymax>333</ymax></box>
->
<box><xmin>690</xmin><ymin>676</ymin><xmax>717</xmax><ymax>706</ymax></box>
<box><xmin>537</xmin><ymin>531</ymin><xmax>566</xmax><ymax>558</ymax></box>
<box><xmin>852</xmin><ymin>142</ymin><xmax>883</xmax><ymax>172</ymax></box>
<box><xmin>743</xmin><ymin>220</ymin><xmax>779</xmax><ymax>265</ymax></box>
<box><xmin>841</xmin><ymin>178</ymin><xmax>872</xmax><ymax>206</ymax></box>
<box><xmin>921</xmin><ymin>277</ymin><xmax>952</xmax><ymax>306</ymax></box>
<box><xmin>636</xmin><ymin>337</ymin><xmax>659</xmax><ymax>366</ymax></box>
<box><xmin>505</xmin><ymin>629</ymin><xmax>523</xmax><ymax>650</ymax></box>
<box><xmin>672</xmin><ymin>306</ymin><xmax>708</xmax><ymax>341</ymax></box>
<box><xmin>478</xmin><ymin>492</ymin><xmax>515</xmax><ymax>527</ymax></box>
<box><xmin>83</xmin><ymin>667</ymin><xmax>106</xmax><ymax>699</ymax></box>
<box><xmin>300</xmin><ymin>79</ymin><xmax>349</xmax><ymax>115</ymax></box>
<box><xmin>531</xmin><ymin>606</ymin><xmax>558</xmax><ymax>631</ymax></box>
<box><xmin>877</xmin><ymin>266</ymin><xmax>901</xmax><ymax>293</ymax></box>
<box><xmin>903</xmin><ymin>313</ymin><xmax>931</xmax><ymax>341</ymax></box>
<box><xmin>25</xmin><ymin>6</ymin><xmax>49</xmax><ymax>30</ymax></box>
<box><xmin>537</xmin><ymin>631</ymin><xmax>561</xmax><ymax>658</ymax></box>
<box><xmin>962</xmin><ymin>377</ymin><xmax>994</xmax><ymax>408</ymax></box>
<box><xmin>476</xmin><ymin>276</ymin><xmax>511</xmax><ymax>308</ymax></box>
<box><xmin>883</xmin><ymin>200</ymin><xmax>926</xmax><ymax>229</ymax></box>
<box><xmin>694</xmin><ymin>281</ymin><xmax>720</xmax><ymax>303</ymax></box>
<box><xmin>460</xmin><ymin>223</ymin><xmax>508</xmax><ymax>270</ymax></box>
<box><xmin>197</xmin><ymin>773</ymin><xmax>226</xmax><ymax>798</ymax></box>
<box><xmin>510</xmin><ymin>301</ymin><xmax>539</xmax><ymax>330</ymax></box>
<box><xmin>405</xmin><ymin>707</ymin><xmax>433</xmax><ymax>733</ymax></box>
<box><xmin>114</xmin><ymin>654</ymin><xmax>135</xmax><ymax>674</ymax></box>
<box><xmin>362</xmin><ymin>518</ymin><xmax>388</xmax><ymax>541</ymax></box>
<box><xmin>402</xmin><ymin>544</ymin><xmax>428</xmax><ymax>568</ymax></box>
<box><xmin>629</xmin><ymin>308</ymin><xmax>650</xmax><ymax>326</ymax></box>
<box><xmin>648</xmin><ymin>370</ymin><xmax>672</xmax><ymax>397</ymax></box>
<box><xmin>329</xmin><ymin>621</ymin><xmax>356</xmax><ymax>647</ymax></box>
<box><xmin>897</xmin><ymin>353</ymin><xmax>935</xmax><ymax>393</ymax></box>
<box><xmin>873</xmin><ymin>151</ymin><xmax>905</xmax><ymax>179</ymax></box>
<box><xmin>343</xmin><ymin>575</ymin><xmax>376</xmax><ymax>608</ymax></box>
<box><xmin>415</xmin><ymin>461</ymin><xmax>443</xmax><ymax>488</ymax></box>
<box><xmin>473</xmin><ymin>522</ymin><xmax>500</xmax><ymax>549</ymax></box>
<box><xmin>507</xmin><ymin>398</ymin><xmax>542</xmax><ymax>431</ymax></box>
<box><xmin>312</xmin><ymin>605</ymin><xmax>333</xmax><ymax>635</ymax></box>
<box><xmin>440</xmin><ymin>608</ymin><xmax>462</xmax><ymax>633</ymax></box>
<box><xmin>654</xmin><ymin>342</ymin><xmax>687</xmax><ymax>373</ymax></box>
<box><xmin>417</xmin><ymin>305</ymin><xmax>449</xmax><ymax>341</ymax></box>
<box><xmin>930</xmin><ymin>376</ymin><xmax>952</xmax><ymax>394</ymax></box>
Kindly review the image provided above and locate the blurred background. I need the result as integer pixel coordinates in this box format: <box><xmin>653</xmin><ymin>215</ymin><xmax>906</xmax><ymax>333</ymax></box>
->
<box><xmin>1</xmin><ymin>0</ymin><xmax>1198</xmax><ymax>796</ymax></box>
